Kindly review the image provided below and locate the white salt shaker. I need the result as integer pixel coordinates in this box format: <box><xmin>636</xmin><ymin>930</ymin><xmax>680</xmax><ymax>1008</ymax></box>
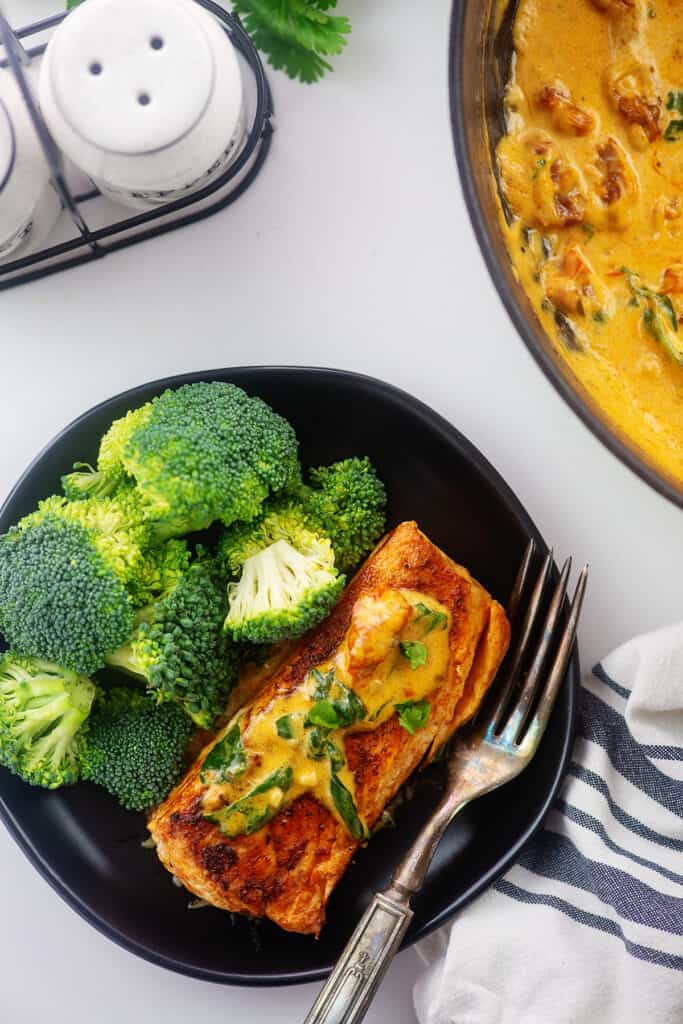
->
<box><xmin>0</xmin><ymin>66</ymin><xmax>61</xmax><ymax>262</ymax></box>
<box><xmin>39</xmin><ymin>0</ymin><xmax>246</xmax><ymax>211</ymax></box>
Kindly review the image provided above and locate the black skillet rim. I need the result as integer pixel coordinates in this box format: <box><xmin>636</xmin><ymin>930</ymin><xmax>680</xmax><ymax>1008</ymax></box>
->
<box><xmin>448</xmin><ymin>1</ymin><xmax>683</xmax><ymax>510</ymax></box>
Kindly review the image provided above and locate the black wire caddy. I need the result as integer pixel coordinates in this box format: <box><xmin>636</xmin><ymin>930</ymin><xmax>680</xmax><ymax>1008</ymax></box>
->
<box><xmin>0</xmin><ymin>2</ymin><xmax>274</xmax><ymax>290</ymax></box>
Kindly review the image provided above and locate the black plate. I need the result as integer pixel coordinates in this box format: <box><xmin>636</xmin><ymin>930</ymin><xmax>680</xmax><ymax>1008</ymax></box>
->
<box><xmin>0</xmin><ymin>367</ymin><xmax>578</xmax><ymax>986</ymax></box>
<box><xmin>449</xmin><ymin>0</ymin><xmax>683</xmax><ymax>509</ymax></box>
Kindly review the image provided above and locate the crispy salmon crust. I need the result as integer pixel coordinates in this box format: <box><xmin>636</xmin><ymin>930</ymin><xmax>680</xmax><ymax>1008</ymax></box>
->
<box><xmin>148</xmin><ymin>522</ymin><xmax>510</xmax><ymax>936</ymax></box>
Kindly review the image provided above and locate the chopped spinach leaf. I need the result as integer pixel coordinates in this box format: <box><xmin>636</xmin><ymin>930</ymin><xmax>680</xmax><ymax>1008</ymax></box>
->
<box><xmin>399</xmin><ymin>640</ymin><xmax>428</xmax><ymax>670</ymax></box>
<box><xmin>664</xmin><ymin>119</ymin><xmax>683</xmax><ymax>142</ymax></box>
<box><xmin>200</xmin><ymin>723</ymin><xmax>247</xmax><ymax>784</ymax></box>
<box><xmin>306</xmin><ymin>727</ymin><xmax>329</xmax><ymax>760</ymax></box>
<box><xmin>332</xmin><ymin>685</ymin><xmax>367</xmax><ymax>727</ymax></box>
<box><xmin>330</xmin><ymin>773</ymin><xmax>367</xmax><ymax>840</ymax></box>
<box><xmin>275</xmin><ymin>714</ymin><xmax>294</xmax><ymax>740</ymax></box>
<box><xmin>325</xmin><ymin>740</ymin><xmax>345</xmax><ymax>774</ymax></box>
<box><xmin>310</xmin><ymin>667</ymin><xmax>336</xmax><ymax>700</ymax></box>
<box><xmin>414</xmin><ymin>602</ymin><xmax>448</xmax><ymax>634</ymax></box>
<box><xmin>208</xmin><ymin>765</ymin><xmax>293</xmax><ymax>837</ymax></box>
<box><xmin>395</xmin><ymin>699</ymin><xmax>431</xmax><ymax>735</ymax></box>
<box><xmin>667</xmin><ymin>91</ymin><xmax>683</xmax><ymax>115</ymax></box>
<box><xmin>306</xmin><ymin>699</ymin><xmax>340</xmax><ymax>730</ymax></box>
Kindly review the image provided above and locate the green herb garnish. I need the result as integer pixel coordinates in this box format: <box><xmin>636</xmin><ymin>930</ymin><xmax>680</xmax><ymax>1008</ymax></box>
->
<box><xmin>207</xmin><ymin>765</ymin><xmax>293</xmax><ymax>837</ymax></box>
<box><xmin>414</xmin><ymin>602</ymin><xmax>448</xmax><ymax>634</ymax></box>
<box><xmin>330</xmin><ymin>772</ymin><xmax>367</xmax><ymax>840</ymax></box>
<box><xmin>231</xmin><ymin>0</ymin><xmax>351</xmax><ymax>84</ymax></box>
<box><xmin>664</xmin><ymin>119</ymin><xmax>683</xmax><ymax>141</ymax></box>
<box><xmin>399</xmin><ymin>641</ymin><xmax>428</xmax><ymax>670</ymax></box>
<box><xmin>310</xmin><ymin>667</ymin><xmax>336</xmax><ymax>700</ymax></box>
<box><xmin>395</xmin><ymin>699</ymin><xmax>431</xmax><ymax>735</ymax></box>
<box><xmin>667</xmin><ymin>91</ymin><xmax>683</xmax><ymax>115</ymax></box>
<box><xmin>622</xmin><ymin>268</ymin><xmax>682</xmax><ymax>364</ymax></box>
<box><xmin>306</xmin><ymin>699</ymin><xmax>340</xmax><ymax>730</ymax></box>
<box><xmin>200</xmin><ymin>724</ymin><xmax>247</xmax><ymax>784</ymax></box>
<box><xmin>582</xmin><ymin>223</ymin><xmax>595</xmax><ymax>240</ymax></box>
<box><xmin>275</xmin><ymin>715</ymin><xmax>294</xmax><ymax>740</ymax></box>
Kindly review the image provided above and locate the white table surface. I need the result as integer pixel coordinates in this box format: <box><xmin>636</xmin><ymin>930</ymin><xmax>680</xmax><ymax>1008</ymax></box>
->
<box><xmin>2</xmin><ymin>1</ymin><xmax>682</xmax><ymax>1021</ymax></box>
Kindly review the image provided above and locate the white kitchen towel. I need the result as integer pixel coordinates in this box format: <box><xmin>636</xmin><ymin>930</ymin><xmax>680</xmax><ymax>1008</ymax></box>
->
<box><xmin>413</xmin><ymin>622</ymin><xmax>683</xmax><ymax>1024</ymax></box>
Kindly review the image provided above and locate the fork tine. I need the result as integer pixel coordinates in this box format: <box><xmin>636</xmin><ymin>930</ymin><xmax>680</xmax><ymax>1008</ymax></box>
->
<box><xmin>499</xmin><ymin>556</ymin><xmax>572</xmax><ymax>745</ymax></box>
<box><xmin>518</xmin><ymin>565</ymin><xmax>588</xmax><ymax>757</ymax></box>
<box><xmin>489</xmin><ymin>547</ymin><xmax>553</xmax><ymax>732</ymax></box>
<box><xmin>506</xmin><ymin>539</ymin><xmax>536</xmax><ymax>623</ymax></box>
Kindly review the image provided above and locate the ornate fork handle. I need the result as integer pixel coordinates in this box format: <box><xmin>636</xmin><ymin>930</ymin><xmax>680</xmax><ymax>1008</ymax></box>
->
<box><xmin>304</xmin><ymin>797</ymin><xmax>468</xmax><ymax>1024</ymax></box>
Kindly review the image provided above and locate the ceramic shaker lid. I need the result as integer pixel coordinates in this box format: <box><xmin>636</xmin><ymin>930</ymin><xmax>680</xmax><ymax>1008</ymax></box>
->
<box><xmin>47</xmin><ymin>0</ymin><xmax>215</xmax><ymax>155</ymax></box>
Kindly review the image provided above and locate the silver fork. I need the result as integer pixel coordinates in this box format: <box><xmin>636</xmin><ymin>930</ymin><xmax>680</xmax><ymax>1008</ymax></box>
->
<box><xmin>304</xmin><ymin>541</ymin><xmax>588</xmax><ymax>1024</ymax></box>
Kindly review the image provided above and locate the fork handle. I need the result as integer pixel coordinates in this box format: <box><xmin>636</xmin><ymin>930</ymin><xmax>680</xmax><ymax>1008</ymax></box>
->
<box><xmin>304</xmin><ymin>798</ymin><xmax>469</xmax><ymax>1024</ymax></box>
<box><xmin>303</xmin><ymin>884</ymin><xmax>413</xmax><ymax>1024</ymax></box>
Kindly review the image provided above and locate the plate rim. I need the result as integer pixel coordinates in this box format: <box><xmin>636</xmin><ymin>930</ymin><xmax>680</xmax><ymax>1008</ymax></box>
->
<box><xmin>0</xmin><ymin>365</ymin><xmax>578</xmax><ymax>986</ymax></box>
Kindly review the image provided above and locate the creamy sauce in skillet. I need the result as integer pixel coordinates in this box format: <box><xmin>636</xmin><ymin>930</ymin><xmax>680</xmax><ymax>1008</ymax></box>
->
<box><xmin>496</xmin><ymin>0</ymin><xmax>683</xmax><ymax>482</ymax></box>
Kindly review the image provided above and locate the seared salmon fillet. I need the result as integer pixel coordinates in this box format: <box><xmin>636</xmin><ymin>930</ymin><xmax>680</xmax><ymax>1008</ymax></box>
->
<box><xmin>148</xmin><ymin>521</ymin><xmax>510</xmax><ymax>935</ymax></box>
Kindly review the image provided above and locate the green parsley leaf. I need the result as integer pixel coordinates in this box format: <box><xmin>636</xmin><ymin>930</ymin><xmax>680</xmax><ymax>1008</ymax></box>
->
<box><xmin>276</xmin><ymin>715</ymin><xmax>294</xmax><ymax>740</ymax></box>
<box><xmin>395</xmin><ymin>699</ymin><xmax>431</xmax><ymax>735</ymax></box>
<box><xmin>399</xmin><ymin>640</ymin><xmax>428</xmax><ymax>670</ymax></box>
<box><xmin>232</xmin><ymin>0</ymin><xmax>350</xmax><ymax>84</ymax></box>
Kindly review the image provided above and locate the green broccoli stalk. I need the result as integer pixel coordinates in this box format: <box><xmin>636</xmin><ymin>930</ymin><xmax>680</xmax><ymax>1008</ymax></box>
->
<box><xmin>80</xmin><ymin>687</ymin><xmax>193</xmax><ymax>811</ymax></box>
<box><xmin>62</xmin><ymin>404</ymin><xmax>152</xmax><ymax>501</ymax></box>
<box><xmin>105</xmin><ymin>557</ymin><xmax>240</xmax><ymax>728</ymax></box>
<box><xmin>65</xmin><ymin>383</ymin><xmax>300</xmax><ymax>541</ymax></box>
<box><xmin>0</xmin><ymin>655</ymin><xmax>95</xmax><ymax>788</ymax></box>
<box><xmin>297</xmin><ymin>457</ymin><xmax>387</xmax><ymax>574</ymax></box>
<box><xmin>224</xmin><ymin>534</ymin><xmax>345</xmax><ymax>644</ymax></box>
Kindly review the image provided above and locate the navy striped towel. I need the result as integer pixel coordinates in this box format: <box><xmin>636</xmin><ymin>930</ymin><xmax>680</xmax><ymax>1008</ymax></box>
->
<box><xmin>413</xmin><ymin>623</ymin><xmax>683</xmax><ymax>1024</ymax></box>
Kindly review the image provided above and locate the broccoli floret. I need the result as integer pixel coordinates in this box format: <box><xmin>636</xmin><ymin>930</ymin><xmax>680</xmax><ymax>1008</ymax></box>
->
<box><xmin>218</xmin><ymin>501</ymin><xmax>311</xmax><ymax>574</ymax></box>
<box><xmin>106</xmin><ymin>557</ymin><xmax>240</xmax><ymax>728</ymax></box>
<box><xmin>0</xmin><ymin>654</ymin><xmax>95</xmax><ymax>788</ymax></box>
<box><xmin>80</xmin><ymin>686</ymin><xmax>192</xmax><ymax>811</ymax></box>
<box><xmin>0</xmin><ymin>493</ymin><xmax>189</xmax><ymax>674</ymax></box>
<box><xmin>298</xmin><ymin>457</ymin><xmax>387</xmax><ymax>574</ymax></box>
<box><xmin>0</xmin><ymin>512</ymin><xmax>135</xmax><ymax>675</ymax></box>
<box><xmin>224</xmin><ymin>530</ymin><xmax>345</xmax><ymax>644</ymax></box>
<box><xmin>219</xmin><ymin>457</ymin><xmax>387</xmax><ymax>582</ymax></box>
<box><xmin>65</xmin><ymin>383</ymin><xmax>300</xmax><ymax>540</ymax></box>
<box><xmin>61</xmin><ymin>404</ymin><xmax>152</xmax><ymax>501</ymax></box>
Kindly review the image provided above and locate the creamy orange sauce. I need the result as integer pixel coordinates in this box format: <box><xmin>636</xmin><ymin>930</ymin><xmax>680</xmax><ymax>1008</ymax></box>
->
<box><xmin>201</xmin><ymin>589</ymin><xmax>451</xmax><ymax>839</ymax></box>
<box><xmin>496</xmin><ymin>0</ymin><xmax>683</xmax><ymax>481</ymax></box>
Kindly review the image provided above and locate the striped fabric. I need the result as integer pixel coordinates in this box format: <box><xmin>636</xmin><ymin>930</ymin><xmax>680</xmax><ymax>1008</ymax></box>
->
<box><xmin>414</xmin><ymin>624</ymin><xmax>683</xmax><ymax>1024</ymax></box>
